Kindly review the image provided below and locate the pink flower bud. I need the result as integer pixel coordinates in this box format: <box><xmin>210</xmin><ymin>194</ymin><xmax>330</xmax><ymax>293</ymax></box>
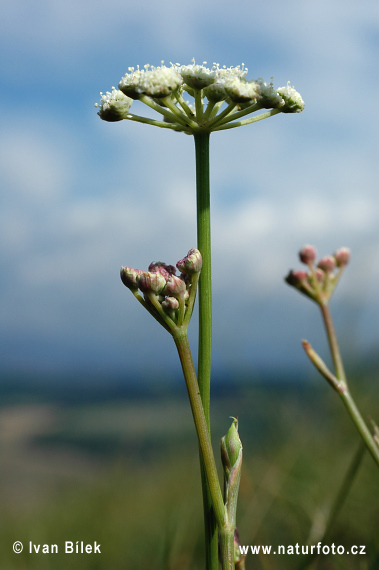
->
<box><xmin>162</xmin><ymin>296</ymin><xmax>179</xmax><ymax>311</ymax></box>
<box><xmin>164</xmin><ymin>275</ymin><xmax>187</xmax><ymax>297</ymax></box>
<box><xmin>334</xmin><ymin>247</ymin><xmax>350</xmax><ymax>267</ymax></box>
<box><xmin>138</xmin><ymin>271</ymin><xmax>166</xmax><ymax>294</ymax></box>
<box><xmin>176</xmin><ymin>248</ymin><xmax>202</xmax><ymax>275</ymax></box>
<box><xmin>148</xmin><ymin>261</ymin><xmax>177</xmax><ymax>280</ymax></box>
<box><xmin>317</xmin><ymin>255</ymin><xmax>336</xmax><ymax>273</ymax></box>
<box><xmin>299</xmin><ymin>244</ymin><xmax>317</xmax><ymax>265</ymax></box>
<box><xmin>120</xmin><ymin>266</ymin><xmax>143</xmax><ymax>290</ymax></box>
<box><xmin>285</xmin><ymin>269</ymin><xmax>308</xmax><ymax>287</ymax></box>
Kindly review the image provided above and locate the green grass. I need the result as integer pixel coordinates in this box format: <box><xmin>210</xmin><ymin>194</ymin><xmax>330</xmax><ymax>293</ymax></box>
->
<box><xmin>0</xmin><ymin>378</ymin><xmax>378</xmax><ymax>569</ymax></box>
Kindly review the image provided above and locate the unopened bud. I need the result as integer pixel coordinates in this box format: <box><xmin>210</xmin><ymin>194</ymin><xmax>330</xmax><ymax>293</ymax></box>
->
<box><xmin>221</xmin><ymin>418</ymin><xmax>242</xmax><ymax>477</ymax></box>
<box><xmin>164</xmin><ymin>275</ymin><xmax>187</xmax><ymax>297</ymax></box>
<box><xmin>176</xmin><ymin>248</ymin><xmax>202</xmax><ymax>275</ymax></box>
<box><xmin>162</xmin><ymin>296</ymin><xmax>179</xmax><ymax>311</ymax></box>
<box><xmin>317</xmin><ymin>255</ymin><xmax>336</xmax><ymax>273</ymax></box>
<box><xmin>299</xmin><ymin>244</ymin><xmax>317</xmax><ymax>265</ymax></box>
<box><xmin>148</xmin><ymin>261</ymin><xmax>177</xmax><ymax>280</ymax></box>
<box><xmin>138</xmin><ymin>271</ymin><xmax>166</xmax><ymax>294</ymax></box>
<box><xmin>334</xmin><ymin>247</ymin><xmax>350</xmax><ymax>267</ymax></box>
<box><xmin>285</xmin><ymin>269</ymin><xmax>308</xmax><ymax>288</ymax></box>
<box><xmin>120</xmin><ymin>267</ymin><xmax>143</xmax><ymax>290</ymax></box>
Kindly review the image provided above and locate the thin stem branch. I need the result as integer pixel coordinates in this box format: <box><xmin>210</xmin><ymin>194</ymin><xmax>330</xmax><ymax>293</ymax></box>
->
<box><xmin>140</xmin><ymin>95</ymin><xmax>189</xmax><ymax>126</ymax></box>
<box><xmin>172</xmin><ymin>330</ymin><xmax>225</xmax><ymax>528</ymax></box>
<box><xmin>212</xmin><ymin>108</ymin><xmax>282</xmax><ymax>131</ymax></box>
<box><xmin>205</xmin><ymin>102</ymin><xmax>237</xmax><ymax>129</ymax></box>
<box><xmin>211</xmin><ymin>101</ymin><xmax>262</xmax><ymax>128</ymax></box>
<box><xmin>125</xmin><ymin>113</ymin><xmax>191</xmax><ymax>132</ymax></box>
<box><xmin>339</xmin><ymin>389</ymin><xmax>379</xmax><ymax>467</ymax></box>
<box><xmin>319</xmin><ymin>303</ymin><xmax>346</xmax><ymax>382</ymax></box>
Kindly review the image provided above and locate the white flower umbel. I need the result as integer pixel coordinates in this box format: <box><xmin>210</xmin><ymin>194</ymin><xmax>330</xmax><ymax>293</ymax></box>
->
<box><xmin>97</xmin><ymin>60</ymin><xmax>304</xmax><ymax>133</ymax></box>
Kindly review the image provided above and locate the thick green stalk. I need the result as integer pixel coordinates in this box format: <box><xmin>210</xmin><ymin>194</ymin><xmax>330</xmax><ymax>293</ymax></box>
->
<box><xmin>194</xmin><ymin>132</ymin><xmax>212</xmax><ymax>418</ymax></box>
<box><xmin>194</xmin><ymin>132</ymin><xmax>218</xmax><ymax>569</ymax></box>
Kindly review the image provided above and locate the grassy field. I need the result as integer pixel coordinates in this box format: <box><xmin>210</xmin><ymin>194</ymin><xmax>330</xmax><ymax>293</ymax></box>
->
<box><xmin>0</xmin><ymin>374</ymin><xmax>378</xmax><ymax>569</ymax></box>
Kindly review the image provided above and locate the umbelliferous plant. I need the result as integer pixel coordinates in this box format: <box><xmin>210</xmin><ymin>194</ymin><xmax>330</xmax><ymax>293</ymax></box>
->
<box><xmin>96</xmin><ymin>59</ymin><xmax>304</xmax><ymax>570</ymax></box>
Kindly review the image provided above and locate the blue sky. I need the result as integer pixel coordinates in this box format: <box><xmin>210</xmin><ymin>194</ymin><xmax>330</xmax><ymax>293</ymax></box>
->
<box><xmin>1</xmin><ymin>1</ymin><xmax>379</xmax><ymax>379</ymax></box>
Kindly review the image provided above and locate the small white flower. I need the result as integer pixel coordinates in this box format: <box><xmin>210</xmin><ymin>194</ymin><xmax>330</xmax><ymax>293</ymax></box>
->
<box><xmin>95</xmin><ymin>88</ymin><xmax>133</xmax><ymax>122</ymax></box>
<box><xmin>118</xmin><ymin>67</ymin><xmax>144</xmax><ymax>99</ymax></box>
<box><xmin>256</xmin><ymin>79</ymin><xmax>284</xmax><ymax>109</ymax></box>
<box><xmin>215</xmin><ymin>63</ymin><xmax>249</xmax><ymax>81</ymax></box>
<box><xmin>180</xmin><ymin>62</ymin><xmax>217</xmax><ymax>90</ymax></box>
<box><xmin>224</xmin><ymin>78</ymin><xmax>260</xmax><ymax>104</ymax></box>
<box><xmin>138</xmin><ymin>65</ymin><xmax>183</xmax><ymax>98</ymax></box>
<box><xmin>277</xmin><ymin>82</ymin><xmax>305</xmax><ymax>113</ymax></box>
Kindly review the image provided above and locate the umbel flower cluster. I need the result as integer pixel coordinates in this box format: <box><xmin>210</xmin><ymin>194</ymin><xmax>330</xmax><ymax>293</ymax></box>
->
<box><xmin>95</xmin><ymin>60</ymin><xmax>304</xmax><ymax>134</ymax></box>
<box><xmin>285</xmin><ymin>245</ymin><xmax>350</xmax><ymax>305</ymax></box>
<box><xmin>120</xmin><ymin>249</ymin><xmax>202</xmax><ymax>333</ymax></box>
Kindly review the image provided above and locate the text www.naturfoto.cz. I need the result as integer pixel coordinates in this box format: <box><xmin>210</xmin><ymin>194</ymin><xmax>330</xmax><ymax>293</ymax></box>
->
<box><xmin>239</xmin><ymin>543</ymin><xmax>366</xmax><ymax>556</ymax></box>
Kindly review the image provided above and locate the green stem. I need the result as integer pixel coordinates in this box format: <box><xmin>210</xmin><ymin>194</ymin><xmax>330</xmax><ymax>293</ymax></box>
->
<box><xmin>205</xmin><ymin>102</ymin><xmax>237</xmax><ymax>129</ymax></box>
<box><xmin>339</xmin><ymin>389</ymin><xmax>379</xmax><ymax>467</ymax></box>
<box><xmin>212</xmin><ymin>108</ymin><xmax>282</xmax><ymax>131</ymax></box>
<box><xmin>194</xmin><ymin>133</ymin><xmax>212</xmax><ymax>422</ymax></box>
<box><xmin>126</xmin><ymin>113</ymin><xmax>190</xmax><ymax>132</ymax></box>
<box><xmin>219</xmin><ymin>527</ymin><xmax>235</xmax><ymax>570</ymax></box>
<box><xmin>320</xmin><ymin>303</ymin><xmax>379</xmax><ymax>467</ymax></box>
<box><xmin>172</xmin><ymin>329</ymin><xmax>225</xmax><ymax>528</ymax></box>
<box><xmin>211</xmin><ymin>101</ymin><xmax>262</xmax><ymax>128</ymax></box>
<box><xmin>194</xmin><ymin>132</ymin><xmax>218</xmax><ymax>569</ymax></box>
<box><xmin>319</xmin><ymin>304</ymin><xmax>346</xmax><ymax>382</ymax></box>
<box><xmin>193</xmin><ymin>89</ymin><xmax>204</xmax><ymax>122</ymax></box>
<box><xmin>140</xmin><ymin>95</ymin><xmax>189</xmax><ymax>127</ymax></box>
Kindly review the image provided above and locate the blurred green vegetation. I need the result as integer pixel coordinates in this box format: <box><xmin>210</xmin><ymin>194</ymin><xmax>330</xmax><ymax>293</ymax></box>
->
<box><xmin>0</xmin><ymin>373</ymin><xmax>378</xmax><ymax>569</ymax></box>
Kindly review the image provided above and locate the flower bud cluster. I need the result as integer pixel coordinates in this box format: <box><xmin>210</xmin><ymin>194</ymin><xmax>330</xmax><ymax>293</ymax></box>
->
<box><xmin>285</xmin><ymin>245</ymin><xmax>350</xmax><ymax>304</ymax></box>
<box><xmin>120</xmin><ymin>249</ymin><xmax>202</xmax><ymax>327</ymax></box>
<box><xmin>96</xmin><ymin>59</ymin><xmax>304</xmax><ymax>132</ymax></box>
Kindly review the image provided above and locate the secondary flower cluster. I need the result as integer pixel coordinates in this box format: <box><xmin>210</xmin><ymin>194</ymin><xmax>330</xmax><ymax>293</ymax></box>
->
<box><xmin>285</xmin><ymin>245</ymin><xmax>350</xmax><ymax>305</ymax></box>
<box><xmin>95</xmin><ymin>60</ymin><xmax>304</xmax><ymax>134</ymax></box>
<box><xmin>120</xmin><ymin>249</ymin><xmax>202</xmax><ymax>331</ymax></box>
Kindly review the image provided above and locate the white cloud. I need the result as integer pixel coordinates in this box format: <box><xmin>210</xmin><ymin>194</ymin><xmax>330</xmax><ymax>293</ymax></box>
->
<box><xmin>0</xmin><ymin>129</ymin><xmax>69</xmax><ymax>201</ymax></box>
